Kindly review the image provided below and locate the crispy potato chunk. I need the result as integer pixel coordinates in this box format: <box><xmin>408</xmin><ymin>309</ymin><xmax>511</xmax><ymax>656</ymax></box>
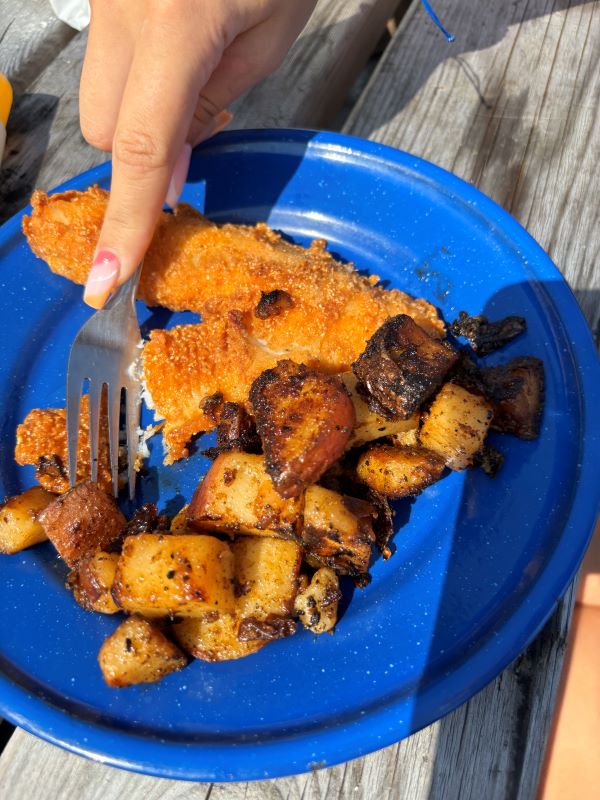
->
<box><xmin>481</xmin><ymin>357</ymin><xmax>545</xmax><ymax>440</ymax></box>
<box><xmin>352</xmin><ymin>314</ymin><xmax>457</xmax><ymax>418</ymax></box>
<box><xmin>187</xmin><ymin>452</ymin><xmax>301</xmax><ymax>538</ymax></box>
<box><xmin>356</xmin><ymin>445</ymin><xmax>446</xmax><ymax>498</ymax></box>
<box><xmin>341</xmin><ymin>372</ymin><xmax>419</xmax><ymax>449</ymax></box>
<box><xmin>98</xmin><ymin>616</ymin><xmax>187</xmax><ymax>687</ymax></box>
<box><xmin>420</xmin><ymin>383</ymin><xmax>493</xmax><ymax>470</ymax></box>
<box><xmin>67</xmin><ymin>551</ymin><xmax>120</xmax><ymax>614</ymax></box>
<box><xmin>302</xmin><ymin>485</ymin><xmax>375</xmax><ymax>577</ymax></box>
<box><xmin>38</xmin><ymin>481</ymin><xmax>126</xmax><ymax>567</ymax></box>
<box><xmin>249</xmin><ymin>360</ymin><xmax>355</xmax><ymax>498</ymax></box>
<box><xmin>113</xmin><ymin>533</ymin><xmax>235</xmax><ymax>617</ymax></box>
<box><xmin>174</xmin><ymin>537</ymin><xmax>301</xmax><ymax>660</ymax></box>
<box><xmin>0</xmin><ymin>487</ymin><xmax>54</xmax><ymax>554</ymax></box>
<box><xmin>170</xmin><ymin>504</ymin><xmax>191</xmax><ymax>533</ymax></box>
<box><xmin>295</xmin><ymin>568</ymin><xmax>341</xmax><ymax>634</ymax></box>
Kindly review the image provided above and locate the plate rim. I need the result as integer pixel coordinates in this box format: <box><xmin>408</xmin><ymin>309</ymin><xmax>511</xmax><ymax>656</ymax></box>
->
<box><xmin>0</xmin><ymin>127</ymin><xmax>599</xmax><ymax>781</ymax></box>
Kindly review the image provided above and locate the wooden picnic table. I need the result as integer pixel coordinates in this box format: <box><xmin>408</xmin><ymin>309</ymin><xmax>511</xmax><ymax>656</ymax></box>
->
<box><xmin>0</xmin><ymin>1</ymin><xmax>598</xmax><ymax>798</ymax></box>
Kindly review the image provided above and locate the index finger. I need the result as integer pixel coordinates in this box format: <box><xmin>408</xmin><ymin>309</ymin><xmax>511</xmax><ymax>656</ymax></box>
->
<box><xmin>84</xmin><ymin>11</ymin><xmax>225</xmax><ymax>307</ymax></box>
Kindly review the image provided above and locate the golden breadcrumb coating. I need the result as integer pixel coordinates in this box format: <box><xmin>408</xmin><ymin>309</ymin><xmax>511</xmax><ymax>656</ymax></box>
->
<box><xmin>15</xmin><ymin>396</ymin><xmax>112</xmax><ymax>493</ymax></box>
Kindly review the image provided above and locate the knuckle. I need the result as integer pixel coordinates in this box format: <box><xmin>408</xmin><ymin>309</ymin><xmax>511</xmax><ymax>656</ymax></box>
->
<box><xmin>80</xmin><ymin>117</ymin><xmax>113</xmax><ymax>151</ymax></box>
<box><xmin>113</xmin><ymin>129</ymin><xmax>169</xmax><ymax>172</ymax></box>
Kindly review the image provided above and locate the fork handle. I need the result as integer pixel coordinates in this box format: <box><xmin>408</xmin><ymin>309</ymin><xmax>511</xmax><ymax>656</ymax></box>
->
<box><xmin>103</xmin><ymin>262</ymin><xmax>143</xmax><ymax>311</ymax></box>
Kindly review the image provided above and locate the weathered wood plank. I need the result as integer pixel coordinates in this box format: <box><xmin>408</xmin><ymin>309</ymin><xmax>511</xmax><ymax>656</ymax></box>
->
<box><xmin>0</xmin><ymin>0</ymin><xmax>76</xmax><ymax>95</ymax></box>
<box><xmin>0</xmin><ymin>0</ymin><xmax>399</xmax><ymax>223</ymax></box>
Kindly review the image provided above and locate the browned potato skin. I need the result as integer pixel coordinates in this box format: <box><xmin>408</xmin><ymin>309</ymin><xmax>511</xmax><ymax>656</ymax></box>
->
<box><xmin>420</xmin><ymin>383</ymin><xmax>493</xmax><ymax>470</ymax></box>
<box><xmin>113</xmin><ymin>533</ymin><xmax>235</xmax><ymax>617</ymax></box>
<box><xmin>249</xmin><ymin>360</ymin><xmax>355</xmax><ymax>498</ymax></box>
<box><xmin>481</xmin><ymin>357</ymin><xmax>545</xmax><ymax>440</ymax></box>
<box><xmin>187</xmin><ymin>452</ymin><xmax>301</xmax><ymax>538</ymax></box>
<box><xmin>0</xmin><ymin>486</ymin><xmax>54</xmax><ymax>554</ymax></box>
<box><xmin>352</xmin><ymin>314</ymin><xmax>458</xmax><ymax>418</ymax></box>
<box><xmin>294</xmin><ymin>568</ymin><xmax>341</xmax><ymax>634</ymax></box>
<box><xmin>170</xmin><ymin>504</ymin><xmax>191</xmax><ymax>534</ymax></box>
<box><xmin>173</xmin><ymin>537</ymin><xmax>301</xmax><ymax>661</ymax></box>
<box><xmin>341</xmin><ymin>372</ymin><xmax>419</xmax><ymax>449</ymax></box>
<box><xmin>38</xmin><ymin>481</ymin><xmax>126</xmax><ymax>567</ymax></box>
<box><xmin>302</xmin><ymin>485</ymin><xmax>375</xmax><ymax>577</ymax></box>
<box><xmin>98</xmin><ymin>616</ymin><xmax>187</xmax><ymax>687</ymax></box>
<box><xmin>68</xmin><ymin>551</ymin><xmax>120</xmax><ymax>613</ymax></box>
<box><xmin>356</xmin><ymin>445</ymin><xmax>446</xmax><ymax>498</ymax></box>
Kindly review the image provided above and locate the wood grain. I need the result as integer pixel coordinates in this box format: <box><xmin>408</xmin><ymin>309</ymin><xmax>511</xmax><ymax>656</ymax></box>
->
<box><xmin>0</xmin><ymin>0</ymin><xmax>399</xmax><ymax>222</ymax></box>
<box><xmin>0</xmin><ymin>0</ymin><xmax>75</xmax><ymax>95</ymax></box>
<box><xmin>1</xmin><ymin>1</ymin><xmax>598</xmax><ymax>799</ymax></box>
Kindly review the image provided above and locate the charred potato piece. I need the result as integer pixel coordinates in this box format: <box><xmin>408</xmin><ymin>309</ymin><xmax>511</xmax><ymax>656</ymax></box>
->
<box><xmin>187</xmin><ymin>452</ymin><xmax>301</xmax><ymax>538</ymax></box>
<box><xmin>67</xmin><ymin>551</ymin><xmax>120</xmax><ymax>613</ymax></box>
<box><xmin>174</xmin><ymin>537</ymin><xmax>301</xmax><ymax>660</ymax></box>
<box><xmin>449</xmin><ymin>311</ymin><xmax>526</xmax><ymax>356</ymax></box>
<box><xmin>38</xmin><ymin>481</ymin><xmax>126</xmax><ymax>567</ymax></box>
<box><xmin>215</xmin><ymin>402</ymin><xmax>262</xmax><ymax>454</ymax></box>
<box><xmin>481</xmin><ymin>357</ymin><xmax>545</xmax><ymax>439</ymax></box>
<box><xmin>302</xmin><ymin>485</ymin><xmax>375</xmax><ymax>577</ymax></box>
<box><xmin>352</xmin><ymin>314</ymin><xmax>458</xmax><ymax>418</ymax></box>
<box><xmin>249</xmin><ymin>360</ymin><xmax>355</xmax><ymax>498</ymax></box>
<box><xmin>420</xmin><ymin>383</ymin><xmax>493</xmax><ymax>470</ymax></box>
<box><xmin>98</xmin><ymin>616</ymin><xmax>187</xmax><ymax>687</ymax></box>
<box><xmin>356</xmin><ymin>445</ymin><xmax>446</xmax><ymax>498</ymax></box>
<box><xmin>113</xmin><ymin>533</ymin><xmax>235</xmax><ymax>617</ymax></box>
<box><xmin>294</xmin><ymin>568</ymin><xmax>341</xmax><ymax>634</ymax></box>
<box><xmin>341</xmin><ymin>372</ymin><xmax>419</xmax><ymax>449</ymax></box>
<box><xmin>0</xmin><ymin>486</ymin><xmax>54</xmax><ymax>554</ymax></box>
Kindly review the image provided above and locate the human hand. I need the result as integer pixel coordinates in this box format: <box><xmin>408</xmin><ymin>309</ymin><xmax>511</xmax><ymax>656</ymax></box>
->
<box><xmin>80</xmin><ymin>0</ymin><xmax>317</xmax><ymax>308</ymax></box>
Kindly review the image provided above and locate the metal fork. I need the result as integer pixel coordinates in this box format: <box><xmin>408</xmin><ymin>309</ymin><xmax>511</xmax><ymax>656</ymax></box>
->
<box><xmin>66</xmin><ymin>265</ymin><xmax>143</xmax><ymax>500</ymax></box>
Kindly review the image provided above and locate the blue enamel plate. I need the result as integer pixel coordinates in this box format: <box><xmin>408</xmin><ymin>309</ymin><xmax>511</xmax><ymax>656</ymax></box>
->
<box><xmin>0</xmin><ymin>130</ymin><xmax>598</xmax><ymax>781</ymax></box>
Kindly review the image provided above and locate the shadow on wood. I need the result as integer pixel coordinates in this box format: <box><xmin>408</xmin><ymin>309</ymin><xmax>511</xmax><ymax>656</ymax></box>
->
<box><xmin>0</xmin><ymin>93</ymin><xmax>58</xmax><ymax>223</ymax></box>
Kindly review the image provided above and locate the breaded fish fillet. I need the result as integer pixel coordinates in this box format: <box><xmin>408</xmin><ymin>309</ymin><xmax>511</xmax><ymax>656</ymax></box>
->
<box><xmin>15</xmin><ymin>396</ymin><xmax>113</xmax><ymax>494</ymax></box>
<box><xmin>21</xmin><ymin>186</ymin><xmax>445</xmax><ymax>464</ymax></box>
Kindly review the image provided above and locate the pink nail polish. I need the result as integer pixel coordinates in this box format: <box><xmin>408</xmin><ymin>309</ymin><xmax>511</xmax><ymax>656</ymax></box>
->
<box><xmin>84</xmin><ymin>249</ymin><xmax>120</xmax><ymax>309</ymax></box>
<box><xmin>165</xmin><ymin>142</ymin><xmax>192</xmax><ymax>209</ymax></box>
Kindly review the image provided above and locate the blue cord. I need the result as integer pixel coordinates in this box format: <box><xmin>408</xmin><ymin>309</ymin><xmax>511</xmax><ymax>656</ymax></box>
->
<box><xmin>420</xmin><ymin>0</ymin><xmax>455</xmax><ymax>42</ymax></box>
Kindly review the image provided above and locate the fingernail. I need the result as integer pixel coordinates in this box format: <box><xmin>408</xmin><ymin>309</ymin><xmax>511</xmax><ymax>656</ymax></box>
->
<box><xmin>84</xmin><ymin>249</ymin><xmax>120</xmax><ymax>309</ymax></box>
<box><xmin>211</xmin><ymin>109</ymin><xmax>233</xmax><ymax>135</ymax></box>
<box><xmin>191</xmin><ymin>109</ymin><xmax>233</xmax><ymax>147</ymax></box>
<box><xmin>165</xmin><ymin>142</ymin><xmax>192</xmax><ymax>209</ymax></box>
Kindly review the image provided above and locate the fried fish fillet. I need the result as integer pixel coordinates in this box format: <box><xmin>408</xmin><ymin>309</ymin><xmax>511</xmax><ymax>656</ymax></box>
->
<box><xmin>22</xmin><ymin>186</ymin><xmax>445</xmax><ymax>464</ymax></box>
<box><xmin>15</xmin><ymin>396</ymin><xmax>113</xmax><ymax>494</ymax></box>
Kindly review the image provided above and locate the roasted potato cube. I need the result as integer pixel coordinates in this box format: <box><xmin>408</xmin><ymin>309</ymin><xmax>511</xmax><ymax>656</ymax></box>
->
<box><xmin>294</xmin><ymin>568</ymin><xmax>341</xmax><ymax>634</ymax></box>
<box><xmin>356</xmin><ymin>445</ymin><xmax>446</xmax><ymax>498</ymax></box>
<box><xmin>302</xmin><ymin>485</ymin><xmax>375</xmax><ymax>577</ymax></box>
<box><xmin>170</xmin><ymin>504</ymin><xmax>191</xmax><ymax>534</ymax></box>
<box><xmin>67</xmin><ymin>551</ymin><xmax>120</xmax><ymax>613</ymax></box>
<box><xmin>173</xmin><ymin>612</ymin><xmax>264</xmax><ymax>662</ymax></box>
<box><xmin>0</xmin><ymin>486</ymin><xmax>54</xmax><ymax>554</ymax></box>
<box><xmin>173</xmin><ymin>536</ymin><xmax>301</xmax><ymax>660</ymax></box>
<box><xmin>113</xmin><ymin>533</ymin><xmax>235</xmax><ymax>617</ymax></box>
<box><xmin>341</xmin><ymin>372</ymin><xmax>419</xmax><ymax>449</ymax></box>
<box><xmin>352</xmin><ymin>314</ymin><xmax>458</xmax><ymax>418</ymax></box>
<box><xmin>98</xmin><ymin>616</ymin><xmax>187</xmax><ymax>687</ymax></box>
<box><xmin>390</xmin><ymin>427</ymin><xmax>419</xmax><ymax>448</ymax></box>
<box><xmin>233</xmin><ymin>536</ymin><xmax>302</xmax><ymax>620</ymax></box>
<box><xmin>187</xmin><ymin>452</ymin><xmax>301</xmax><ymax>538</ymax></box>
<box><xmin>420</xmin><ymin>383</ymin><xmax>493</xmax><ymax>470</ymax></box>
<box><xmin>481</xmin><ymin>357</ymin><xmax>545</xmax><ymax>439</ymax></box>
<box><xmin>249</xmin><ymin>360</ymin><xmax>355</xmax><ymax>498</ymax></box>
<box><xmin>38</xmin><ymin>481</ymin><xmax>126</xmax><ymax>567</ymax></box>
